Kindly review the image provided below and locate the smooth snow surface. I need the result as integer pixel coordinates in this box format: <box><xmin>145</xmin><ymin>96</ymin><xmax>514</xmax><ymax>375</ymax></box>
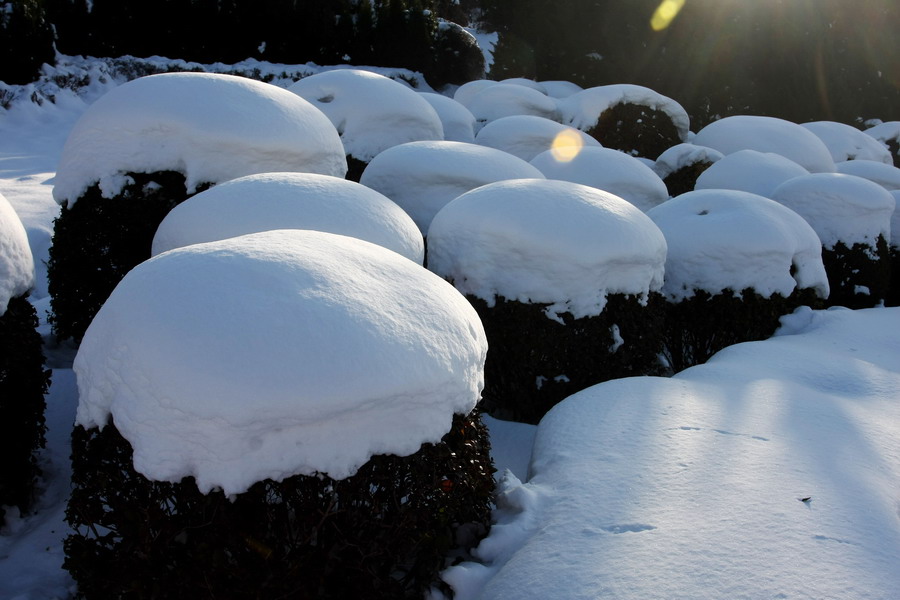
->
<box><xmin>453</xmin><ymin>79</ymin><xmax>499</xmax><ymax>108</ymax></box>
<box><xmin>474</xmin><ymin>115</ymin><xmax>601</xmax><ymax>162</ymax></box>
<box><xmin>646</xmin><ymin>189</ymin><xmax>829</xmax><ymax>300</ymax></box>
<box><xmin>74</xmin><ymin>229</ymin><xmax>486</xmax><ymax>495</ymax></box>
<box><xmin>359</xmin><ymin>141</ymin><xmax>545</xmax><ymax>235</ymax></box>
<box><xmin>445</xmin><ymin>306</ymin><xmax>900</xmax><ymax>600</ymax></box>
<box><xmin>864</xmin><ymin>120</ymin><xmax>900</xmax><ymax>151</ymax></box>
<box><xmin>835</xmin><ymin>159</ymin><xmax>900</xmax><ymax>190</ymax></box>
<box><xmin>694</xmin><ymin>149</ymin><xmax>810</xmax><ymax>198</ymax></box>
<box><xmin>771</xmin><ymin>173</ymin><xmax>895</xmax><ymax>249</ymax></box>
<box><xmin>151</xmin><ymin>172</ymin><xmax>424</xmax><ymax>263</ymax></box>
<box><xmin>427</xmin><ymin>178</ymin><xmax>667</xmax><ymax>320</ymax></box>
<box><xmin>801</xmin><ymin>121</ymin><xmax>893</xmax><ymax>164</ymax></box>
<box><xmin>289</xmin><ymin>69</ymin><xmax>443</xmax><ymax>161</ymax></box>
<box><xmin>0</xmin><ymin>192</ymin><xmax>35</xmax><ymax>314</ymax></box>
<box><xmin>530</xmin><ymin>146</ymin><xmax>669</xmax><ymax>212</ymax></box>
<box><xmin>52</xmin><ymin>72</ymin><xmax>347</xmax><ymax>205</ymax></box>
<box><xmin>418</xmin><ymin>92</ymin><xmax>477</xmax><ymax>143</ymax></box>
<box><xmin>652</xmin><ymin>143</ymin><xmax>724</xmax><ymax>180</ymax></box>
<box><xmin>692</xmin><ymin>115</ymin><xmax>836</xmax><ymax>173</ymax></box>
<box><xmin>462</xmin><ymin>83</ymin><xmax>560</xmax><ymax>128</ymax></box>
<box><xmin>538</xmin><ymin>80</ymin><xmax>584</xmax><ymax>99</ymax></box>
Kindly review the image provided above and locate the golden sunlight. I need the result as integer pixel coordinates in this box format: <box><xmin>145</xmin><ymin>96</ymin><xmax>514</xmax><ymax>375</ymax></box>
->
<box><xmin>550</xmin><ymin>129</ymin><xmax>585</xmax><ymax>162</ymax></box>
<box><xmin>650</xmin><ymin>0</ymin><xmax>686</xmax><ymax>31</ymax></box>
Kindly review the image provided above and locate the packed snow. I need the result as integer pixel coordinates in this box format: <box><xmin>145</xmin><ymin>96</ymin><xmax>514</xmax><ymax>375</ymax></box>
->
<box><xmin>651</xmin><ymin>142</ymin><xmax>724</xmax><ymax>180</ymax></box>
<box><xmin>458</xmin><ymin>82</ymin><xmax>560</xmax><ymax>127</ymax></box>
<box><xmin>417</xmin><ymin>91</ymin><xmax>478</xmax><ymax>143</ymax></box>
<box><xmin>801</xmin><ymin>120</ymin><xmax>893</xmax><ymax>164</ymax></box>
<box><xmin>835</xmin><ymin>159</ymin><xmax>900</xmax><ymax>191</ymax></box>
<box><xmin>151</xmin><ymin>171</ymin><xmax>424</xmax><ymax>263</ymax></box>
<box><xmin>52</xmin><ymin>72</ymin><xmax>348</xmax><ymax>205</ymax></box>
<box><xmin>426</xmin><ymin>178</ymin><xmax>667</xmax><ymax>320</ymax></box>
<box><xmin>0</xmin><ymin>191</ymin><xmax>35</xmax><ymax>314</ymax></box>
<box><xmin>646</xmin><ymin>189</ymin><xmax>829</xmax><ymax>300</ymax></box>
<box><xmin>694</xmin><ymin>149</ymin><xmax>810</xmax><ymax>198</ymax></box>
<box><xmin>474</xmin><ymin>115</ymin><xmax>601</xmax><ymax>162</ymax></box>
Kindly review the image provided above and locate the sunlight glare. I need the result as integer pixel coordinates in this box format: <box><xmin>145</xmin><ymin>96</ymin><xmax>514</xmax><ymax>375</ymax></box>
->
<box><xmin>550</xmin><ymin>129</ymin><xmax>585</xmax><ymax>162</ymax></box>
<box><xmin>651</xmin><ymin>0</ymin><xmax>686</xmax><ymax>32</ymax></box>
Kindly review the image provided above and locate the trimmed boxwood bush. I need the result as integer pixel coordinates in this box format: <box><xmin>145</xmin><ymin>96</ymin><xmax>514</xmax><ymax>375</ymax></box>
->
<box><xmin>470</xmin><ymin>293</ymin><xmax>666</xmax><ymax>425</ymax></box>
<box><xmin>64</xmin><ymin>409</ymin><xmax>494</xmax><ymax>599</ymax></box>
<box><xmin>661</xmin><ymin>287</ymin><xmax>824</xmax><ymax>373</ymax></box>
<box><xmin>585</xmin><ymin>102</ymin><xmax>683</xmax><ymax>160</ymax></box>
<box><xmin>821</xmin><ymin>235</ymin><xmax>891</xmax><ymax>309</ymax></box>
<box><xmin>888</xmin><ymin>246</ymin><xmax>900</xmax><ymax>307</ymax></box>
<box><xmin>0</xmin><ymin>294</ymin><xmax>50</xmax><ymax>524</ymax></box>
<box><xmin>662</xmin><ymin>160</ymin><xmax>714</xmax><ymax>198</ymax></box>
<box><xmin>47</xmin><ymin>171</ymin><xmax>207</xmax><ymax>343</ymax></box>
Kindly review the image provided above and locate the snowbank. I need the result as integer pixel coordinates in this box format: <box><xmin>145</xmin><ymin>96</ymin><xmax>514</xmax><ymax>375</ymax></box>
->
<box><xmin>694</xmin><ymin>149</ymin><xmax>810</xmax><ymax>198</ymax></box>
<box><xmin>418</xmin><ymin>91</ymin><xmax>477</xmax><ymax>143</ymax></box>
<box><xmin>151</xmin><ymin>172</ymin><xmax>424</xmax><ymax>264</ymax></box>
<box><xmin>52</xmin><ymin>72</ymin><xmax>347</xmax><ymax>205</ymax></box>
<box><xmin>0</xmin><ymin>192</ymin><xmax>35</xmax><ymax>314</ymax></box>
<box><xmin>646</xmin><ymin>189</ymin><xmax>829</xmax><ymax>300</ymax></box>
<box><xmin>73</xmin><ymin>229</ymin><xmax>487</xmax><ymax>496</ymax></box>
<box><xmin>801</xmin><ymin>121</ymin><xmax>893</xmax><ymax>164</ymax></box>
<box><xmin>359</xmin><ymin>141</ymin><xmax>545</xmax><ymax>235</ymax></box>
<box><xmin>474</xmin><ymin>115</ymin><xmax>601</xmax><ymax>162</ymax></box>
<box><xmin>427</xmin><ymin>178</ymin><xmax>667</xmax><ymax>320</ymax></box>
<box><xmin>289</xmin><ymin>69</ymin><xmax>443</xmax><ymax>162</ymax></box>
<box><xmin>835</xmin><ymin>159</ymin><xmax>900</xmax><ymax>191</ymax></box>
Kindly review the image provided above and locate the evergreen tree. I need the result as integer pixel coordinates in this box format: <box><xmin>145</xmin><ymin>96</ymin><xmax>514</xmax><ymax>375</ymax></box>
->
<box><xmin>0</xmin><ymin>0</ymin><xmax>55</xmax><ymax>84</ymax></box>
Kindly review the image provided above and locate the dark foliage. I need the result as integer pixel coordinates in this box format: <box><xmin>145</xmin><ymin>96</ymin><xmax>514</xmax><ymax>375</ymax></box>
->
<box><xmin>0</xmin><ymin>294</ymin><xmax>51</xmax><ymax>523</ymax></box>
<box><xmin>0</xmin><ymin>0</ymin><xmax>55</xmax><ymax>84</ymax></box>
<box><xmin>47</xmin><ymin>171</ymin><xmax>204</xmax><ymax>343</ymax></box>
<box><xmin>887</xmin><ymin>246</ymin><xmax>900</xmax><ymax>307</ymax></box>
<box><xmin>583</xmin><ymin>101</ymin><xmax>683</xmax><ymax>160</ymax></box>
<box><xmin>821</xmin><ymin>235</ymin><xmax>892</xmax><ymax>309</ymax></box>
<box><xmin>662</xmin><ymin>160</ymin><xmax>714</xmax><ymax>198</ymax></box>
<box><xmin>65</xmin><ymin>410</ymin><xmax>494</xmax><ymax>599</ymax></box>
<box><xmin>469</xmin><ymin>293</ymin><xmax>666</xmax><ymax>424</ymax></box>
<box><xmin>661</xmin><ymin>287</ymin><xmax>824</xmax><ymax>373</ymax></box>
<box><xmin>426</xmin><ymin>21</ymin><xmax>487</xmax><ymax>87</ymax></box>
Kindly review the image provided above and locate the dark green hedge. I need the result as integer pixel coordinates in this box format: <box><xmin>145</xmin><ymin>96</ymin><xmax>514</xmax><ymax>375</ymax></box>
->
<box><xmin>65</xmin><ymin>410</ymin><xmax>494</xmax><ymax>599</ymax></box>
<box><xmin>47</xmin><ymin>171</ymin><xmax>204</xmax><ymax>343</ymax></box>
<box><xmin>888</xmin><ymin>246</ymin><xmax>900</xmax><ymax>307</ymax></box>
<box><xmin>661</xmin><ymin>159</ymin><xmax>714</xmax><ymax>198</ymax></box>
<box><xmin>821</xmin><ymin>235</ymin><xmax>891</xmax><ymax>309</ymax></box>
<box><xmin>585</xmin><ymin>102</ymin><xmax>683</xmax><ymax>160</ymax></box>
<box><xmin>469</xmin><ymin>292</ymin><xmax>666</xmax><ymax>424</ymax></box>
<box><xmin>0</xmin><ymin>294</ymin><xmax>50</xmax><ymax>523</ymax></box>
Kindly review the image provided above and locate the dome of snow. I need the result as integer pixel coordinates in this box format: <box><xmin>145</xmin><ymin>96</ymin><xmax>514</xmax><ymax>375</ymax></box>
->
<box><xmin>646</xmin><ymin>189</ymin><xmax>829</xmax><ymax>300</ymax></box>
<box><xmin>801</xmin><ymin>121</ymin><xmax>893</xmax><ymax>165</ymax></box>
<box><xmin>74</xmin><ymin>229</ymin><xmax>487</xmax><ymax>496</ymax></box>
<box><xmin>539</xmin><ymin>80</ymin><xmax>584</xmax><ymax>99</ymax></box>
<box><xmin>0</xmin><ymin>192</ymin><xmax>35</xmax><ymax>315</ymax></box>
<box><xmin>453</xmin><ymin>79</ymin><xmax>499</xmax><ymax>107</ymax></box>
<box><xmin>770</xmin><ymin>173</ymin><xmax>895</xmax><ymax>249</ymax></box>
<box><xmin>694</xmin><ymin>149</ymin><xmax>810</xmax><ymax>198</ymax></box>
<box><xmin>652</xmin><ymin>143</ymin><xmax>725</xmax><ymax>180</ymax></box>
<box><xmin>530</xmin><ymin>146</ymin><xmax>669</xmax><ymax>212</ymax></box>
<box><xmin>427</xmin><ymin>178</ymin><xmax>667</xmax><ymax>320</ymax></box>
<box><xmin>288</xmin><ymin>69</ymin><xmax>443</xmax><ymax>162</ymax></box>
<box><xmin>474</xmin><ymin>115</ymin><xmax>601</xmax><ymax>162</ymax></box>
<box><xmin>417</xmin><ymin>92</ymin><xmax>477</xmax><ymax>143</ymax></box>
<box><xmin>835</xmin><ymin>159</ymin><xmax>900</xmax><ymax>191</ymax></box>
<box><xmin>864</xmin><ymin>121</ymin><xmax>900</xmax><ymax>154</ymax></box>
<box><xmin>151</xmin><ymin>172</ymin><xmax>424</xmax><ymax>264</ymax></box>
<box><xmin>498</xmin><ymin>78</ymin><xmax>548</xmax><ymax>93</ymax></box>
<box><xmin>359</xmin><ymin>141</ymin><xmax>545</xmax><ymax>235</ymax></box>
<box><xmin>52</xmin><ymin>72</ymin><xmax>347</xmax><ymax>206</ymax></box>
<box><xmin>559</xmin><ymin>84</ymin><xmax>690</xmax><ymax>143</ymax></box>
<box><xmin>692</xmin><ymin>115</ymin><xmax>836</xmax><ymax>173</ymax></box>
<box><xmin>461</xmin><ymin>83</ymin><xmax>560</xmax><ymax>127</ymax></box>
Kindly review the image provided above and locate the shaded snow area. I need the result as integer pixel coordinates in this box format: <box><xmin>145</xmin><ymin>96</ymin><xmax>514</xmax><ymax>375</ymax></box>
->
<box><xmin>444</xmin><ymin>307</ymin><xmax>900</xmax><ymax>600</ymax></box>
<box><xmin>0</xmin><ymin>192</ymin><xmax>34</xmax><ymax>314</ymax></box>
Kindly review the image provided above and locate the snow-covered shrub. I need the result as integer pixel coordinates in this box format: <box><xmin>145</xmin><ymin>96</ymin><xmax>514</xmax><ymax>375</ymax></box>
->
<box><xmin>0</xmin><ymin>193</ymin><xmax>49</xmax><ymax>524</ymax></box>
<box><xmin>652</xmin><ymin>143</ymin><xmax>724</xmax><ymax>197</ymax></box>
<box><xmin>65</xmin><ymin>230</ymin><xmax>494</xmax><ymax>599</ymax></box>
<box><xmin>835</xmin><ymin>159</ymin><xmax>900</xmax><ymax>192</ymax></box>
<box><xmin>889</xmin><ymin>190</ymin><xmax>900</xmax><ymax>306</ymax></box>
<box><xmin>418</xmin><ymin>92</ymin><xmax>478</xmax><ymax>143</ymax></box>
<box><xmin>48</xmin><ymin>72</ymin><xmax>346</xmax><ymax>343</ymax></box>
<box><xmin>460</xmin><ymin>82</ymin><xmax>560</xmax><ymax>130</ymax></box>
<box><xmin>289</xmin><ymin>69</ymin><xmax>444</xmax><ymax>181</ymax></box>
<box><xmin>559</xmin><ymin>84</ymin><xmax>690</xmax><ymax>160</ymax></box>
<box><xmin>647</xmin><ymin>189</ymin><xmax>829</xmax><ymax>372</ymax></box>
<box><xmin>427</xmin><ymin>21</ymin><xmax>486</xmax><ymax>88</ymax></box>
<box><xmin>694</xmin><ymin>149</ymin><xmax>809</xmax><ymax>198</ymax></box>
<box><xmin>864</xmin><ymin>121</ymin><xmax>900</xmax><ymax>168</ymax></box>
<box><xmin>474</xmin><ymin>115</ymin><xmax>600</xmax><ymax>162</ymax></box>
<box><xmin>428</xmin><ymin>179</ymin><xmax>668</xmax><ymax>423</ymax></box>
<box><xmin>801</xmin><ymin>121</ymin><xmax>894</xmax><ymax>165</ymax></box>
<box><xmin>771</xmin><ymin>173</ymin><xmax>895</xmax><ymax>309</ymax></box>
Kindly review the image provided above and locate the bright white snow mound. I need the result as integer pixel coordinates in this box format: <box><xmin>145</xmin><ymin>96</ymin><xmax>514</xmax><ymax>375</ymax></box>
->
<box><xmin>646</xmin><ymin>189</ymin><xmax>829</xmax><ymax>300</ymax></box>
<box><xmin>0</xmin><ymin>192</ymin><xmax>35</xmax><ymax>314</ymax></box>
<box><xmin>835</xmin><ymin>159</ymin><xmax>900</xmax><ymax>191</ymax></box>
<box><xmin>461</xmin><ymin>83</ymin><xmax>560</xmax><ymax>128</ymax></box>
<box><xmin>801</xmin><ymin>121</ymin><xmax>893</xmax><ymax>165</ymax></box>
<box><xmin>359</xmin><ymin>141</ymin><xmax>545</xmax><ymax>235</ymax></box>
<box><xmin>73</xmin><ymin>229</ymin><xmax>487</xmax><ymax>496</ymax></box>
<box><xmin>288</xmin><ymin>69</ymin><xmax>443</xmax><ymax>162</ymax></box>
<box><xmin>864</xmin><ymin>121</ymin><xmax>900</xmax><ymax>155</ymax></box>
<box><xmin>151</xmin><ymin>172</ymin><xmax>424</xmax><ymax>264</ymax></box>
<box><xmin>474</xmin><ymin>115</ymin><xmax>601</xmax><ymax>162</ymax></box>
<box><xmin>692</xmin><ymin>115</ymin><xmax>836</xmax><ymax>173</ymax></box>
<box><xmin>652</xmin><ymin>143</ymin><xmax>724</xmax><ymax>180</ymax></box>
<box><xmin>52</xmin><ymin>72</ymin><xmax>347</xmax><ymax>206</ymax></box>
<box><xmin>538</xmin><ymin>80</ymin><xmax>584</xmax><ymax>99</ymax></box>
<box><xmin>694</xmin><ymin>149</ymin><xmax>809</xmax><ymax>198</ymax></box>
<box><xmin>559</xmin><ymin>84</ymin><xmax>690</xmax><ymax>143</ymax></box>
<box><xmin>446</xmin><ymin>306</ymin><xmax>900</xmax><ymax>600</ymax></box>
<box><xmin>531</xmin><ymin>146</ymin><xmax>669</xmax><ymax>212</ymax></box>
<box><xmin>771</xmin><ymin>173</ymin><xmax>895</xmax><ymax>249</ymax></box>
<box><xmin>453</xmin><ymin>79</ymin><xmax>500</xmax><ymax>108</ymax></box>
<box><xmin>427</xmin><ymin>178</ymin><xmax>667</xmax><ymax>320</ymax></box>
<box><xmin>418</xmin><ymin>92</ymin><xmax>477</xmax><ymax>143</ymax></box>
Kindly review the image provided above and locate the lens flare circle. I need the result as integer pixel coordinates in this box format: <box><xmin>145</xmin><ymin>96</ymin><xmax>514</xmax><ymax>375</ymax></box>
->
<box><xmin>651</xmin><ymin>0</ymin><xmax>685</xmax><ymax>32</ymax></box>
<box><xmin>550</xmin><ymin>129</ymin><xmax>585</xmax><ymax>162</ymax></box>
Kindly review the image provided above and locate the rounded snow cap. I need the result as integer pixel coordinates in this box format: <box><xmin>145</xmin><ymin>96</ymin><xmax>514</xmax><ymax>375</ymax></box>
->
<box><xmin>462</xmin><ymin>83</ymin><xmax>560</xmax><ymax>128</ymax></box>
<box><xmin>835</xmin><ymin>159</ymin><xmax>900</xmax><ymax>191</ymax></box>
<box><xmin>652</xmin><ymin>143</ymin><xmax>725</xmax><ymax>180</ymax></box>
<box><xmin>289</xmin><ymin>69</ymin><xmax>443</xmax><ymax>162</ymax></box>
<box><xmin>74</xmin><ymin>229</ymin><xmax>487</xmax><ymax>496</ymax></box>
<box><xmin>801</xmin><ymin>121</ymin><xmax>893</xmax><ymax>165</ymax></box>
<box><xmin>474</xmin><ymin>115</ymin><xmax>601</xmax><ymax>162</ymax></box>
<box><xmin>417</xmin><ymin>92</ymin><xmax>477</xmax><ymax>143</ymax></box>
<box><xmin>52</xmin><ymin>72</ymin><xmax>347</xmax><ymax>206</ymax></box>
<box><xmin>427</xmin><ymin>178</ymin><xmax>667</xmax><ymax>321</ymax></box>
<box><xmin>359</xmin><ymin>140</ymin><xmax>545</xmax><ymax>235</ymax></box>
<box><xmin>530</xmin><ymin>146</ymin><xmax>669</xmax><ymax>212</ymax></box>
<box><xmin>695</xmin><ymin>149</ymin><xmax>809</xmax><ymax>198</ymax></box>
<box><xmin>770</xmin><ymin>172</ymin><xmax>895</xmax><ymax>249</ymax></box>
<box><xmin>692</xmin><ymin>115</ymin><xmax>836</xmax><ymax>173</ymax></box>
<box><xmin>646</xmin><ymin>189</ymin><xmax>829</xmax><ymax>300</ymax></box>
<box><xmin>0</xmin><ymin>192</ymin><xmax>35</xmax><ymax>315</ymax></box>
<box><xmin>151</xmin><ymin>172</ymin><xmax>424</xmax><ymax>264</ymax></box>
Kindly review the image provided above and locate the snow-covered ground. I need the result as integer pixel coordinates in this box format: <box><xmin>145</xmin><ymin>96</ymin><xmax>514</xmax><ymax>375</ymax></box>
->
<box><xmin>1</xmin><ymin>58</ymin><xmax>899</xmax><ymax>599</ymax></box>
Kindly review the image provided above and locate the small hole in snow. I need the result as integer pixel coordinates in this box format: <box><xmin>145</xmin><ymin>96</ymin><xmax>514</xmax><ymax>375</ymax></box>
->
<box><xmin>698</xmin><ymin>209</ymin><xmax>709</xmax><ymax>215</ymax></box>
<box><xmin>317</xmin><ymin>94</ymin><xmax>335</xmax><ymax>103</ymax></box>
